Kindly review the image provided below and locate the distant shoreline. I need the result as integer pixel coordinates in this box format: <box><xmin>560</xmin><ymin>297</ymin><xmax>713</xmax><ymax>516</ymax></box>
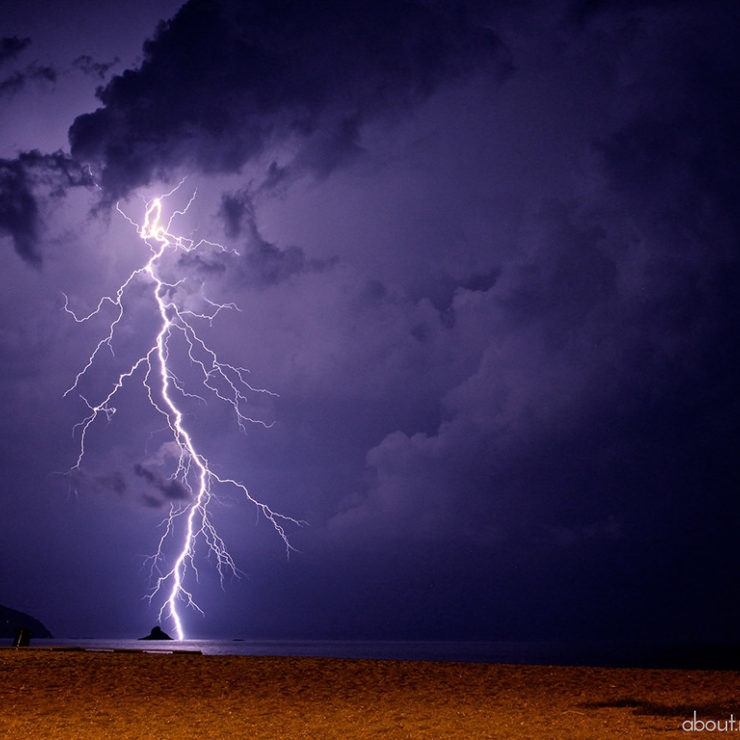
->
<box><xmin>13</xmin><ymin>637</ymin><xmax>740</xmax><ymax>670</ymax></box>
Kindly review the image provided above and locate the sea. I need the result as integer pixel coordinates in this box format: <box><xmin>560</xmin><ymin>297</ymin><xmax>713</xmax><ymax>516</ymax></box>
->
<box><xmin>21</xmin><ymin>639</ymin><xmax>740</xmax><ymax>670</ymax></box>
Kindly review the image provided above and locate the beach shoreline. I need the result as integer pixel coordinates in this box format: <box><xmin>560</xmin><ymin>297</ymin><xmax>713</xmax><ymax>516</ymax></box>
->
<box><xmin>1</xmin><ymin>651</ymin><xmax>738</xmax><ymax>738</ymax></box>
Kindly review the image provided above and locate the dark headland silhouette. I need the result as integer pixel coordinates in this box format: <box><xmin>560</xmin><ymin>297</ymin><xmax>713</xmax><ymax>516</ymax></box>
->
<box><xmin>0</xmin><ymin>604</ymin><xmax>52</xmax><ymax>639</ymax></box>
<box><xmin>139</xmin><ymin>625</ymin><xmax>173</xmax><ymax>640</ymax></box>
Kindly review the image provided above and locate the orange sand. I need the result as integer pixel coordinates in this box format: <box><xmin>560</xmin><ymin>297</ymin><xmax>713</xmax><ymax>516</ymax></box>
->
<box><xmin>0</xmin><ymin>650</ymin><xmax>738</xmax><ymax>738</ymax></box>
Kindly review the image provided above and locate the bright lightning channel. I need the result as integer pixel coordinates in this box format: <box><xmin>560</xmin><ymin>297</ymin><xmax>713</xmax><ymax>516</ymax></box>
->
<box><xmin>64</xmin><ymin>183</ymin><xmax>301</xmax><ymax>640</ymax></box>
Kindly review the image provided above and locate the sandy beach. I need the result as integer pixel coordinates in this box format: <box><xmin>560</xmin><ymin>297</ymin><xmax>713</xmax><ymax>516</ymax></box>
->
<box><xmin>0</xmin><ymin>650</ymin><xmax>738</xmax><ymax>738</ymax></box>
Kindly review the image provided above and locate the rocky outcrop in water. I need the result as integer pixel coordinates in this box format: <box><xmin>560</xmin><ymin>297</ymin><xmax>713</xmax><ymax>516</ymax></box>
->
<box><xmin>139</xmin><ymin>625</ymin><xmax>173</xmax><ymax>640</ymax></box>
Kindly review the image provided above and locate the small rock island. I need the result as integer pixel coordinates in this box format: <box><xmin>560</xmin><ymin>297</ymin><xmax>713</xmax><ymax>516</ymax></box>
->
<box><xmin>139</xmin><ymin>625</ymin><xmax>173</xmax><ymax>640</ymax></box>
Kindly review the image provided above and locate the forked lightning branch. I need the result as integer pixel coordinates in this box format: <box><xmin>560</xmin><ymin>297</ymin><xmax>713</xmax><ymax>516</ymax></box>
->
<box><xmin>63</xmin><ymin>184</ymin><xmax>301</xmax><ymax>639</ymax></box>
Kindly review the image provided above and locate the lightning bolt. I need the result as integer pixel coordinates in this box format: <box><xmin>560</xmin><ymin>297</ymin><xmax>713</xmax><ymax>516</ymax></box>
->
<box><xmin>64</xmin><ymin>182</ymin><xmax>302</xmax><ymax>640</ymax></box>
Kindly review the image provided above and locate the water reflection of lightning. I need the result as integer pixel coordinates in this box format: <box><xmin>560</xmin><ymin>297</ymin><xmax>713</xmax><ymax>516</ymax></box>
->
<box><xmin>64</xmin><ymin>183</ymin><xmax>301</xmax><ymax>640</ymax></box>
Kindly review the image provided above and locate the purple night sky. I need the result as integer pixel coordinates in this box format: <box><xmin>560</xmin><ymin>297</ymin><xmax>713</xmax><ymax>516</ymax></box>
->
<box><xmin>0</xmin><ymin>0</ymin><xmax>738</xmax><ymax>642</ymax></box>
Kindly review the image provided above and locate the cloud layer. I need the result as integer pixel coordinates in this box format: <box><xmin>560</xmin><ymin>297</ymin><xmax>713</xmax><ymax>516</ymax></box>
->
<box><xmin>69</xmin><ymin>0</ymin><xmax>511</xmax><ymax>197</ymax></box>
<box><xmin>0</xmin><ymin>151</ymin><xmax>92</xmax><ymax>264</ymax></box>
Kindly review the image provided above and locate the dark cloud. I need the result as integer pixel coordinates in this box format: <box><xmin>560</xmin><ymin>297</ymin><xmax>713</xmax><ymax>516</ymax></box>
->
<box><xmin>410</xmin><ymin>267</ymin><xmax>502</xmax><ymax>318</ymax></box>
<box><xmin>330</xmin><ymin>0</ymin><xmax>740</xmax><ymax>571</ymax></box>
<box><xmin>596</xmin><ymin>17</ymin><xmax>740</xmax><ymax>241</ymax></box>
<box><xmin>566</xmin><ymin>0</ymin><xmax>736</xmax><ymax>24</ymax></box>
<box><xmin>133</xmin><ymin>463</ymin><xmax>189</xmax><ymax>505</ymax></box>
<box><xmin>245</xmin><ymin>242</ymin><xmax>337</xmax><ymax>288</ymax></box>
<box><xmin>591</xmin><ymin>2</ymin><xmax>740</xmax><ymax>374</ymax></box>
<box><xmin>501</xmin><ymin>202</ymin><xmax>616</xmax><ymax>333</ymax></box>
<box><xmin>0</xmin><ymin>161</ymin><xmax>39</xmax><ymax>264</ymax></box>
<box><xmin>0</xmin><ymin>72</ymin><xmax>25</xmax><ymax>98</ymax></box>
<box><xmin>95</xmin><ymin>472</ymin><xmax>127</xmax><ymax>496</ymax></box>
<box><xmin>0</xmin><ymin>63</ymin><xmax>56</xmax><ymax>99</ymax></box>
<box><xmin>0</xmin><ymin>36</ymin><xmax>31</xmax><ymax>66</ymax></box>
<box><xmin>69</xmin><ymin>0</ymin><xmax>512</xmax><ymax>198</ymax></box>
<box><xmin>0</xmin><ymin>150</ymin><xmax>93</xmax><ymax>264</ymax></box>
<box><xmin>218</xmin><ymin>189</ymin><xmax>253</xmax><ymax>240</ymax></box>
<box><xmin>72</xmin><ymin>54</ymin><xmax>119</xmax><ymax>80</ymax></box>
<box><xmin>213</xmin><ymin>188</ymin><xmax>337</xmax><ymax>287</ymax></box>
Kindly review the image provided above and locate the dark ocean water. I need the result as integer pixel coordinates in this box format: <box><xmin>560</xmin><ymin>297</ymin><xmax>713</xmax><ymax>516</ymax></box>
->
<box><xmin>21</xmin><ymin>638</ymin><xmax>740</xmax><ymax>670</ymax></box>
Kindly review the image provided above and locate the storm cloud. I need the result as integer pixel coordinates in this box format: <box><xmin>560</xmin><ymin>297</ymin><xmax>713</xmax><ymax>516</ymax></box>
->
<box><xmin>324</xmin><ymin>0</ymin><xmax>740</xmax><ymax>573</ymax></box>
<box><xmin>72</xmin><ymin>54</ymin><xmax>120</xmax><ymax>81</ymax></box>
<box><xmin>134</xmin><ymin>463</ymin><xmax>190</xmax><ymax>506</ymax></box>
<box><xmin>68</xmin><ymin>0</ymin><xmax>512</xmax><ymax>198</ymax></box>
<box><xmin>0</xmin><ymin>150</ymin><xmax>93</xmax><ymax>264</ymax></box>
<box><xmin>0</xmin><ymin>36</ymin><xmax>31</xmax><ymax>66</ymax></box>
<box><xmin>61</xmin><ymin>0</ymin><xmax>740</xmax><ymax>640</ymax></box>
<box><xmin>0</xmin><ymin>63</ymin><xmax>56</xmax><ymax>100</ymax></box>
<box><xmin>1</xmin><ymin>0</ymin><xmax>738</xmax><ymax>643</ymax></box>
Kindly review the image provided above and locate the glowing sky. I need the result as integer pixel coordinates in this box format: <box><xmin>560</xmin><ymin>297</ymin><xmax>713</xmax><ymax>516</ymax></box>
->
<box><xmin>0</xmin><ymin>0</ymin><xmax>738</xmax><ymax>641</ymax></box>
